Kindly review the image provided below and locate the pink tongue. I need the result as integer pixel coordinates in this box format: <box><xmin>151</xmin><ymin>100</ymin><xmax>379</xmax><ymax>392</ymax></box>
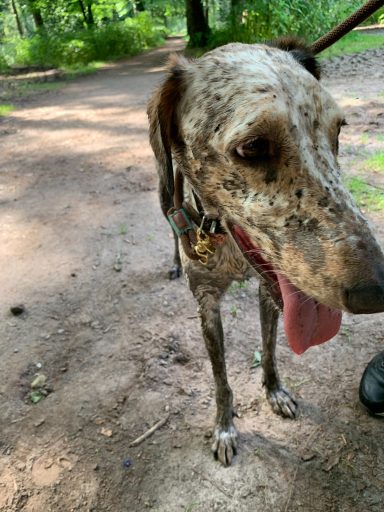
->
<box><xmin>276</xmin><ymin>273</ymin><xmax>342</xmax><ymax>355</ymax></box>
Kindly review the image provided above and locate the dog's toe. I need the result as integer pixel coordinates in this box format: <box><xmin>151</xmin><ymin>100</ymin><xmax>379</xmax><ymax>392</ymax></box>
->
<box><xmin>211</xmin><ymin>424</ymin><xmax>238</xmax><ymax>466</ymax></box>
<box><xmin>168</xmin><ymin>265</ymin><xmax>182</xmax><ymax>280</ymax></box>
<box><xmin>267</xmin><ymin>386</ymin><xmax>298</xmax><ymax>419</ymax></box>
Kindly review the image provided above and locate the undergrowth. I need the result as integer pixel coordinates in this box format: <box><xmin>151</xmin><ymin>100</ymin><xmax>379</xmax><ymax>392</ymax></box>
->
<box><xmin>0</xmin><ymin>13</ymin><xmax>165</xmax><ymax>71</ymax></box>
<box><xmin>206</xmin><ymin>0</ymin><xmax>364</xmax><ymax>49</ymax></box>
<box><xmin>0</xmin><ymin>104</ymin><xmax>14</xmax><ymax>116</ymax></box>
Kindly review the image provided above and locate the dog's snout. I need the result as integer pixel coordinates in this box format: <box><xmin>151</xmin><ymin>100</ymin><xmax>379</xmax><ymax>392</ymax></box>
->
<box><xmin>343</xmin><ymin>283</ymin><xmax>384</xmax><ymax>314</ymax></box>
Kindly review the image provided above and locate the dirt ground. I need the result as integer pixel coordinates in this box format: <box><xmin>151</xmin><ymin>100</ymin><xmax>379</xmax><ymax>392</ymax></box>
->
<box><xmin>1</xmin><ymin>37</ymin><xmax>384</xmax><ymax>512</ymax></box>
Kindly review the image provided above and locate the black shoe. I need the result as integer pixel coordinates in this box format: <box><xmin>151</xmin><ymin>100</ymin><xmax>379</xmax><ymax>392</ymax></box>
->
<box><xmin>359</xmin><ymin>350</ymin><xmax>384</xmax><ymax>415</ymax></box>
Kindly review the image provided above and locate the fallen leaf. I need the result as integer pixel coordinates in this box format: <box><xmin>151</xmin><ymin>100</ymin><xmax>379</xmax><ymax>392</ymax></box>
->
<box><xmin>100</xmin><ymin>427</ymin><xmax>113</xmax><ymax>437</ymax></box>
<box><xmin>31</xmin><ymin>374</ymin><xmax>47</xmax><ymax>389</ymax></box>
<box><xmin>30</xmin><ymin>391</ymin><xmax>44</xmax><ymax>403</ymax></box>
<box><xmin>323</xmin><ymin>453</ymin><xmax>340</xmax><ymax>472</ymax></box>
<box><xmin>251</xmin><ymin>350</ymin><xmax>262</xmax><ymax>369</ymax></box>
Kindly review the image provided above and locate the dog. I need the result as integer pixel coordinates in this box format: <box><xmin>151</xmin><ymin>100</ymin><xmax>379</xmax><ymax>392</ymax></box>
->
<box><xmin>147</xmin><ymin>38</ymin><xmax>384</xmax><ymax>466</ymax></box>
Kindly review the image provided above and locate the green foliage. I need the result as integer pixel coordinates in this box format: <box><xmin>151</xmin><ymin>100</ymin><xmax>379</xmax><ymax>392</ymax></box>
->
<box><xmin>0</xmin><ymin>104</ymin><xmax>15</xmax><ymax>116</ymax></box>
<box><xmin>1</xmin><ymin>1</ymin><xmax>383</xmax><ymax>69</ymax></box>
<box><xmin>362</xmin><ymin>152</ymin><xmax>384</xmax><ymax>174</ymax></box>
<box><xmin>207</xmin><ymin>0</ymin><xmax>364</xmax><ymax>49</ymax></box>
<box><xmin>320</xmin><ymin>31</ymin><xmax>384</xmax><ymax>59</ymax></box>
<box><xmin>1</xmin><ymin>13</ymin><xmax>165</xmax><ymax>69</ymax></box>
<box><xmin>347</xmin><ymin>177</ymin><xmax>384</xmax><ymax>212</ymax></box>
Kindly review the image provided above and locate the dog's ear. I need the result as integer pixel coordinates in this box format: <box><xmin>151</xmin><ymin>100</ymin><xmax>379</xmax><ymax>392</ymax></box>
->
<box><xmin>269</xmin><ymin>37</ymin><xmax>320</xmax><ymax>80</ymax></box>
<box><xmin>147</xmin><ymin>54</ymin><xmax>189</xmax><ymax>197</ymax></box>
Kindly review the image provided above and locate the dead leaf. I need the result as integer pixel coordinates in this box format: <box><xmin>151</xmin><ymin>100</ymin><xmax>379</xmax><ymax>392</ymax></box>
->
<box><xmin>323</xmin><ymin>453</ymin><xmax>340</xmax><ymax>472</ymax></box>
<box><xmin>100</xmin><ymin>427</ymin><xmax>113</xmax><ymax>437</ymax></box>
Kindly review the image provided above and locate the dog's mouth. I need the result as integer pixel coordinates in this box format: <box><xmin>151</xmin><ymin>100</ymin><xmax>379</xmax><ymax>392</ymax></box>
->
<box><xmin>230</xmin><ymin>224</ymin><xmax>342</xmax><ymax>355</ymax></box>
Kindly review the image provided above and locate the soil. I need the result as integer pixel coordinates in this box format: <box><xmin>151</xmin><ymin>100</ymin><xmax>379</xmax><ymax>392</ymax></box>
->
<box><xmin>1</xmin><ymin>38</ymin><xmax>384</xmax><ymax>512</ymax></box>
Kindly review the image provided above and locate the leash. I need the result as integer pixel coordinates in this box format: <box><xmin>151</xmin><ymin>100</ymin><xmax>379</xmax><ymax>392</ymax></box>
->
<box><xmin>311</xmin><ymin>0</ymin><xmax>384</xmax><ymax>54</ymax></box>
<box><xmin>167</xmin><ymin>0</ymin><xmax>384</xmax><ymax>265</ymax></box>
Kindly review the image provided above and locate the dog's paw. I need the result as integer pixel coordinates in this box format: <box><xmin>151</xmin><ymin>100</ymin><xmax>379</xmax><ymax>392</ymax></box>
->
<box><xmin>266</xmin><ymin>386</ymin><xmax>298</xmax><ymax>419</ymax></box>
<box><xmin>211</xmin><ymin>424</ymin><xmax>238</xmax><ymax>466</ymax></box>
<box><xmin>168</xmin><ymin>265</ymin><xmax>182</xmax><ymax>280</ymax></box>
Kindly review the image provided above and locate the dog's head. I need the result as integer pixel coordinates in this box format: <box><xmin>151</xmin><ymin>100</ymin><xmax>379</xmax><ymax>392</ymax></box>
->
<box><xmin>148</xmin><ymin>38</ymin><xmax>384</xmax><ymax>353</ymax></box>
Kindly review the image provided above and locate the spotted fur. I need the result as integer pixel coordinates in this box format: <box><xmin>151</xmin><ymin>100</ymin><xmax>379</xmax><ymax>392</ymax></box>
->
<box><xmin>147</xmin><ymin>39</ymin><xmax>384</xmax><ymax>466</ymax></box>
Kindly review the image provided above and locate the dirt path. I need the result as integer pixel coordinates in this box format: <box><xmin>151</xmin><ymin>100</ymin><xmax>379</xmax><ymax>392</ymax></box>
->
<box><xmin>1</xmin><ymin>39</ymin><xmax>384</xmax><ymax>512</ymax></box>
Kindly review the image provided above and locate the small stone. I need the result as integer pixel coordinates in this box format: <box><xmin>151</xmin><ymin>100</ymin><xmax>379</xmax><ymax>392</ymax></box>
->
<box><xmin>204</xmin><ymin>429</ymin><xmax>212</xmax><ymax>439</ymax></box>
<box><xmin>122</xmin><ymin>458</ymin><xmax>133</xmax><ymax>468</ymax></box>
<box><xmin>10</xmin><ymin>305</ymin><xmax>25</xmax><ymax>316</ymax></box>
<box><xmin>100</xmin><ymin>427</ymin><xmax>113</xmax><ymax>437</ymax></box>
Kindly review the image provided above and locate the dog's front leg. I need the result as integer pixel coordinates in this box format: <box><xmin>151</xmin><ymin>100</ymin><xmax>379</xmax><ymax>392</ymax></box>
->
<box><xmin>193</xmin><ymin>284</ymin><xmax>237</xmax><ymax>466</ymax></box>
<box><xmin>259</xmin><ymin>282</ymin><xmax>298</xmax><ymax>418</ymax></box>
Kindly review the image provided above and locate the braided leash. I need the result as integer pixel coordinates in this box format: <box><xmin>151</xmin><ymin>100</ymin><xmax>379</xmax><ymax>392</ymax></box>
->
<box><xmin>311</xmin><ymin>0</ymin><xmax>384</xmax><ymax>54</ymax></box>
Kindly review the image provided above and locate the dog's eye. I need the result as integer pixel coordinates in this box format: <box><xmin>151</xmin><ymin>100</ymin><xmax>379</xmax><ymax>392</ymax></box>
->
<box><xmin>236</xmin><ymin>138</ymin><xmax>270</xmax><ymax>160</ymax></box>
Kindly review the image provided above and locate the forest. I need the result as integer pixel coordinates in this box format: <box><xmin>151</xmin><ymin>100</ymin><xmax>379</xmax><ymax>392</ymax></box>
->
<box><xmin>0</xmin><ymin>1</ymin><xmax>383</xmax><ymax>71</ymax></box>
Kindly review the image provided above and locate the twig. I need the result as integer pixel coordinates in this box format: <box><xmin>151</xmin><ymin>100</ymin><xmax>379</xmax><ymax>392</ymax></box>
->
<box><xmin>192</xmin><ymin>467</ymin><xmax>232</xmax><ymax>499</ymax></box>
<box><xmin>129</xmin><ymin>414</ymin><xmax>170</xmax><ymax>447</ymax></box>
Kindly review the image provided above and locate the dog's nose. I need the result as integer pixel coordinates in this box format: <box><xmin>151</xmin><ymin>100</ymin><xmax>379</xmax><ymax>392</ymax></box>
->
<box><xmin>344</xmin><ymin>283</ymin><xmax>384</xmax><ymax>314</ymax></box>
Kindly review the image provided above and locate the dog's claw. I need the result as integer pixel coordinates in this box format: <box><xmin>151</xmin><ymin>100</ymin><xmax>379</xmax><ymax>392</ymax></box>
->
<box><xmin>168</xmin><ymin>265</ymin><xmax>182</xmax><ymax>280</ymax></box>
<box><xmin>267</xmin><ymin>386</ymin><xmax>298</xmax><ymax>419</ymax></box>
<box><xmin>211</xmin><ymin>424</ymin><xmax>238</xmax><ymax>466</ymax></box>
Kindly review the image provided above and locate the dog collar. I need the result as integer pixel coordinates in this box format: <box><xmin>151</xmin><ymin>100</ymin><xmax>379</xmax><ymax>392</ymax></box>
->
<box><xmin>167</xmin><ymin>170</ymin><xmax>226</xmax><ymax>265</ymax></box>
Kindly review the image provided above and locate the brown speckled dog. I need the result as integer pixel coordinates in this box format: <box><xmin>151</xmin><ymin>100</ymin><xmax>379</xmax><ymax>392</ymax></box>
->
<box><xmin>147</xmin><ymin>38</ymin><xmax>384</xmax><ymax>466</ymax></box>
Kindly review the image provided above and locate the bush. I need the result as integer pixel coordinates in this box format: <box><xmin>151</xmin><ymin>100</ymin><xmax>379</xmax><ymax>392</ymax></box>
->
<box><xmin>208</xmin><ymin>0</ymin><xmax>364</xmax><ymax>49</ymax></box>
<box><xmin>0</xmin><ymin>12</ymin><xmax>166</xmax><ymax>70</ymax></box>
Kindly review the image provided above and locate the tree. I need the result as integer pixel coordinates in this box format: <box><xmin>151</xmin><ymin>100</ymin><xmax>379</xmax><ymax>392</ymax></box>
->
<box><xmin>78</xmin><ymin>0</ymin><xmax>95</xmax><ymax>28</ymax></box>
<box><xmin>10</xmin><ymin>0</ymin><xmax>24</xmax><ymax>36</ymax></box>
<box><xmin>186</xmin><ymin>0</ymin><xmax>210</xmax><ymax>47</ymax></box>
<box><xmin>27</xmin><ymin>0</ymin><xmax>44</xmax><ymax>30</ymax></box>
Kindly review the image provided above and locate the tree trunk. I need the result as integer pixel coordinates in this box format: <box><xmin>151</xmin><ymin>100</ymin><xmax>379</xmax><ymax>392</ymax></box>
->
<box><xmin>28</xmin><ymin>0</ymin><xmax>44</xmax><ymax>30</ymax></box>
<box><xmin>78</xmin><ymin>0</ymin><xmax>94</xmax><ymax>28</ymax></box>
<box><xmin>11</xmin><ymin>0</ymin><xmax>24</xmax><ymax>37</ymax></box>
<box><xmin>186</xmin><ymin>0</ymin><xmax>210</xmax><ymax>47</ymax></box>
<box><xmin>135</xmin><ymin>1</ymin><xmax>145</xmax><ymax>12</ymax></box>
<box><xmin>86</xmin><ymin>1</ymin><xmax>94</xmax><ymax>27</ymax></box>
<box><xmin>78</xmin><ymin>0</ymin><xmax>88</xmax><ymax>26</ymax></box>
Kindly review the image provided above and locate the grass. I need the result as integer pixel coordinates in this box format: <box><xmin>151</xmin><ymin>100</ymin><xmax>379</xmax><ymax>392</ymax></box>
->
<box><xmin>61</xmin><ymin>61</ymin><xmax>105</xmax><ymax>79</ymax></box>
<box><xmin>347</xmin><ymin>176</ymin><xmax>384</xmax><ymax>211</ymax></box>
<box><xmin>361</xmin><ymin>152</ymin><xmax>384</xmax><ymax>173</ymax></box>
<box><xmin>320</xmin><ymin>31</ymin><xmax>384</xmax><ymax>60</ymax></box>
<box><xmin>1</xmin><ymin>62</ymin><xmax>105</xmax><ymax>103</ymax></box>
<box><xmin>228</xmin><ymin>280</ymin><xmax>248</xmax><ymax>294</ymax></box>
<box><xmin>0</xmin><ymin>104</ymin><xmax>15</xmax><ymax>116</ymax></box>
<box><xmin>19</xmin><ymin>81</ymin><xmax>64</xmax><ymax>94</ymax></box>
